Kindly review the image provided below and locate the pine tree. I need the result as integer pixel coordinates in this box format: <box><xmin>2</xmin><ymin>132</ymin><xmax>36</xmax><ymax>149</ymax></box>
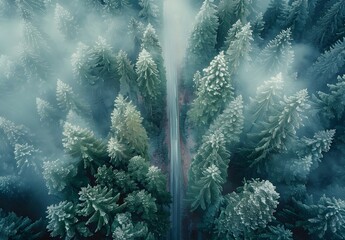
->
<box><xmin>62</xmin><ymin>122</ymin><xmax>108</xmax><ymax>173</ymax></box>
<box><xmin>263</xmin><ymin>0</ymin><xmax>288</xmax><ymax>36</ymax></box>
<box><xmin>138</xmin><ymin>0</ymin><xmax>159</xmax><ymax>25</ymax></box>
<box><xmin>189</xmin><ymin>164</ymin><xmax>225</xmax><ymax>211</ymax></box>
<box><xmin>141</xmin><ymin>23</ymin><xmax>166</xmax><ymax>88</ymax></box>
<box><xmin>215</xmin><ymin>179</ymin><xmax>280</xmax><ymax>239</ymax></box>
<box><xmin>217</xmin><ymin>0</ymin><xmax>257</xmax><ymax>47</ymax></box>
<box><xmin>15</xmin><ymin>0</ymin><xmax>45</xmax><ymax>20</ymax></box>
<box><xmin>295</xmin><ymin>195</ymin><xmax>345</xmax><ymax>239</ymax></box>
<box><xmin>226</xmin><ymin>22</ymin><xmax>253</xmax><ymax>75</ymax></box>
<box><xmin>14</xmin><ymin>143</ymin><xmax>40</xmax><ymax>174</ymax></box>
<box><xmin>0</xmin><ymin>208</ymin><xmax>44</xmax><ymax>239</ymax></box>
<box><xmin>56</xmin><ymin>79</ymin><xmax>90</xmax><ymax>116</ymax></box>
<box><xmin>247</xmin><ymin>73</ymin><xmax>284</xmax><ymax>126</ymax></box>
<box><xmin>116</xmin><ymin>50</ymin><xmax>138</xmax><ymax>99</ymax></box>
<box><xmin>307</xmin><ymin>38</ymin><xmax>345</xmax><ymax>88</ymax></box>
<box><xmin>145</xmin><ymin>166</ymin><xmax>170</xmax><ymax>203</ymax></box>
<box><xmin>315</xmin><ymin>75</ymin><xmax>345</xmax><ymax>121</ymax></box>
<box><xmin>222</xmin><ymin>20</ymin><xmax>243</xmax><ymax>51</ymax></box>
<box><xmin>54</xmin><ymin>3</ymin><xmax>79</xmax><ymax>40</ymax></box>
<box><xmin>187</xmin><ymin>131</ymin><xmax>230</xmax><ymax>211</ymax></box>
<box><xmin>208</xmin><ymin>95</ymin><xmax>244</xmax><ymax>145</ymax></box>
<box><xmin>95</xmin><ymin>165</ymin><xmax>138</xmax><ymax>194</ymax></box>
<box><xmin>188</xmin><ymin>51</ymin><xmax>234</xmax><ymax>129</ymax></box>
<box><xmin>258</xmin><ymin>225</ymin><xmax>293</xmax><ymax>240</ymax></box>
<box><xmin>268</xmin><ymin>129</ymin><xmax>335</xmax><ymax>183</ymax></box>
<box><xmin>35</xmin><ymin>97</ymin><xmax>59</xmax><ymax>123</ymax></box>
<box><xmin>186</xmin><ymin>0</ymin><xmax>219</xmax><ymax>73</ymax></box>
<box><xmin>42</xmin><ymin>158</ymin><xmax>80</xmax><ymax>195</ymax></box>
<box><xmin>283</xmin><ymin>0</ymin><xmax>308</xmax><ymax>40</ymax></box>
<box><xmin>135</xmin><ymin>48</ymin><xmax>161</xmax><ymax>102</ymax></box>
<box><xmin>125</xmin><ymin>189</ymin><xmax>157</xmax><ymax>221</ymax></box>
<box><xmin>103</xmin><ymin>0</ymin><xmax>131</xmax><ymax>15</ymax></box>
<box><xmin>78</xmin><ymin>185</ymin><xmax>124</xmax><ymax>234</ymax></box>
<box><xmin>110</xmin><ymin>95</ymin><xmax>149</xmax><ymax>158</ymax></box>
<box><xmin>309</xmin><ymin>0</ymin><xmax>345</xmax><ymax>50</ymax></box>
<box><xmin>71</xmin><ymin>37</ymin><xmax>117</xmax><ymax>86</ymax></box>
<box><xmin>248</xmin><ymin>89</ymin><xmax>310</xmax><ymax>167</ymax></box>
<box><xmin>111</xmin><ymin>213</ymin><xmax>149</xmax><ymax>239</ymax></box>
<box><xmin>256</xmin><ymin>28</ymin><xmax>294</xmax><ymax>75</ymax></box>
<box><xmin>46</xmin><ymin>201</ymin><xmax>91</xmax><ymax>239</ymax></box>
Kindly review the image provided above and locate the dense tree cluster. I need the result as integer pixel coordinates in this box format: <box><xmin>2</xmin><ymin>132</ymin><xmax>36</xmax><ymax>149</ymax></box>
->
<box><xmin>0</xmin><ymin>0</ymin><xmax>345</xmax><ymax>239</ymax></box>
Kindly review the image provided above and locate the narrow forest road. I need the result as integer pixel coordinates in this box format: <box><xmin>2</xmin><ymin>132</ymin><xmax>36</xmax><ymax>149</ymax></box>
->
<box><xmin>163</xmin><ymin>0</ymin><xmax>190</xmax><ymax>239</ymax></box>
<box><xmin>163</xmin><ymin>7</ymin><xmax>182</xmax><ymax>240</ymax></box>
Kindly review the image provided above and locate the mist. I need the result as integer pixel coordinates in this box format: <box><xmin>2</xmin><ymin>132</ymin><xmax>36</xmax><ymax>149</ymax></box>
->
<box><xmin>1</xmin><ymin>0</ymin><xmax>345</xmax><ymax>239</ymax></box>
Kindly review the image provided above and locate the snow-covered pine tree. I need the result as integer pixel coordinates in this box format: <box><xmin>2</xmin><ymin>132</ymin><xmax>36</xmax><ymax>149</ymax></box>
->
<box><xmin>283</xmin><ymin>0</ymin><xmax>308</xmax><ymax>40</ymax></box>
<box><xmin>246</xmin><ymin>73</ymin><xmax>284</xmax><ymax>128</ymax></box>
<box><xmin>263</xmin><ymin>0</ymin><xmax>288</xmax><ymax>37</ymax></box>
<box><xmin>248</xmin><ymin>89</ymin><xmax>310</xmax><ymax>168</ymax></box>
<box><xmin>141</xmin><ymin>23</ymin><xmax>166</xmax><ymax>91</ymax></box>
<box><xmin>62</xmin><ymin>122</ymin><xmax>108</xmax><ymax>173</ymax></box>
<box><xmin>135</xmin><ymin>48</ymin><xmax>161</xmax><ymax>103</ymax></box>
<box><xmin>294</xmin><ymin>195</ymin><xmax>345</xmax><ymax>239</ymax></box>
<box><xmin>139</xmin><ymin>0</ymin><xmax>159</xmax><ymax>25</ymax></box>
<box><xmin>309</xmin><ymin>0</ymin><xmax>345</xmax><ymax>50</ymax></box>
<box><xmin>116</xmin><ymin>50</ymin><xmax>138</xmax><ymax>99</ymax></box>
<box><xmin>187</xmin><ymin>131</ymin><xmax>229</xmax><ymax>211</ymax></box>
<box><xmin>54</xmin><ymin>3</ymin><xmax>79</xmax><ymax>40</ymax></box>
<box><xmin>225</xmin><ymin>22</ymin><xmax>253</xmax><ymax>76</ymax></box>
<box><xmin>186</xmin><ymin>0</ymin><xmax>218</xmax><ymax>75</ymax></box>
<box><xmin>315</xmin><ymin>75</ymin><xmax>345</xmax><ymax>122</ymax></box>
<box><xmin>207</xmin><ymin>95</ymin><xmax>244</xmax><ymax>145</ymax></box>
<box><xmin>307</xmin><ymin>38</ymin><xmax>345</xmax><ymax>89</ymax></box>
<box><xmin>217</xmin><ymin>0</ymin><xmax>257</xmax><ymax>48</ymax></box>
<box><xmin>46</xmin><ymin>200</ymin><xmax>91</xmax><ymax>239</ymax></box>
<box><xmin>214</xmin><ymin>179</ymin><xmax>279</xmax><ymax>239</ymax></box>
<box><xmin>56</xmin><ymin>79</ymin><xmax>90</xmax><ymax>117</ymax></box>
<box><xmin>110</xmin><ymin>95</ymin><xmax>149</xmax><ymax>158</ymax></box>
<box><xmin>222</xmin><ymin>20</ymin><xmax>243</xmax><ymax>51</ymax></box>
<box><xmin>71</xmin><ymin>37</ymin><xmax>118</xmax><ymax>86</ymax></box>
<box><xmin>256</xmin><ymin>28</ymin><xmax>294</xmax><ymax>76</ymax></box>
<box><xmin>188</xmin><ymin>51</ymin><xmax>234</xmax><ymax>129</ymax></box>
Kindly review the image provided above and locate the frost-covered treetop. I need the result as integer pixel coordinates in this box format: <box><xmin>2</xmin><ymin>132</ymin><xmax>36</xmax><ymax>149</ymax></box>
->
<box><xmin>201</xmin><ymin>51</ymin><xmax>233</xmax><ymax>96</ymax></box>
<box><xmin>196</xmin><ymin>0</ymin><xmax>217</xmax><ymax>22</ymax></box>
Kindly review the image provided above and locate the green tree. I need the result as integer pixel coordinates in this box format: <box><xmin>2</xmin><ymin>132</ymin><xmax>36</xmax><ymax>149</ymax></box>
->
<box><xmin>246</xmin><ymin>73</ymin><xmax>284</xmax><ymax>127</ymax></box>
<box><xmin>208</xmin><ymin>95</ymin><xmax>244</xmax><ymax>145</ymax></box>
<box><xmin>215</xmin><ymin>179</ymin><xmax>280</xmax><ymax>239</ymax></box>
<box><xmin>62</xmin><ymin>122</ymin><xmax>108</xmax><ymax>173</ymax></box>
<box><xmin>46</xmin><ymin>201</ymin><xmax>91</xmax><ymax>239</ymax></box>
<box><xmin>263</xmin><ymin>0</ymin><xmax>288</xmax><ymax>36</ymax></box>
<box><xmin>295</xmin><ymin>195</ymin><xmax>345</xmax><ymax>239</ymax></box>
<box><xmin>135</xmin><ymin>49</ymin><xmax>161</xmax><ymax>102</ymax></box>
<box><xmin>217</xmin><ymin>0</ymin><xmax>257</xmax><ymax>47</ymax></box>
<box><xmin>258</xmin><ymin>225</ymin><xmax>293</xmax><ymax>240</ymax></box>
<box><xmin>222</xmin><ymin>20</ymin><xmax>243</xmax><ymax>51</ymax></box>
<box><xmin>189</xmin><ymin>164</ymin><xmax>225</xmax><ymax>211</ymax></box>
<box><xmin>225</xmin><ymin>23</ymin><xmax>253</xmax><ymax>75</ymax></box>
<box><xmin>116</xmin><ymin>50</ymin><xmax>138</xmax><ymax>99</ymax></box>
<box><xmin>186</xmin><ymin>0</ymin><xmax>219</xmax><ymax>73</ymax></box>
<box><xmin>125</xmin><ymin>190</ymin><xmax>157</xmax><ymax>221</ymax></box>
<box><xmin>256</xmin><ymin>29</ymin><xmax>294</xmax><ymax>75</ymax></box>
<box><xmin>309</xmin><ymin>0</ymin><xmax>345</xmax><ymax>50</ymax></box>
<box><xmin>188</xmin><ymin>51</ymin><xmax>234</xmax><ymax>129</ymax></box>
<box><xmin>307</xmin><ymin>38</ymin><xmax>345</xmax><ymax>88</ymax></box>
<box><xmin>187</xmin><ymin>131</ymin><xmax>230</xmax><ymax>211</ymax></box>
<box><xmin>283</xmin><ymin>0</ymin><xmax>308</xmax><ymax>40</ymax></box>
<box><xmin>315</xmin><ymin>75</ymin><xmax>345</xmax><ymax>121</ymax></box>
<box><xmin>0</xmin><ymin>208</ymin><xmax>44</xmax><ymax>240</ymax></box>
<box><xmin>248</xmin><ymin>89</ymin><xmax>310</xmax><ymax>168</ymax></box>
<box><xmin>110</xmin><ymin>95</ymin><xmax>149</xmax><ymax>158</ymax></box>
<box><xmin>138</xmin><ymin>0</ymin><xmax>159</xmax><ymax>25</ymax></box>
<box><xmin>78</xmin><ymin>185</ymin><xmax>124</xmax><ymax>234</ymax></box>
<box><xmin>54</xmin><ymin>3</ymin><xmax>79</xmax><ymax>40</ymax></box>
<box><xmin>111</xmin><ymin>213</ymin><xmax>149</xmax><ymax>239</ymax></box>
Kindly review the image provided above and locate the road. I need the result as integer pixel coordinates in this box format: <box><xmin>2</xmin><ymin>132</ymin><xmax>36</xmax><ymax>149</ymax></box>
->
<box><xmin>163</xmin><ymin>0</ymin><xmax>182</xmax><ymax>239</ymax></box>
